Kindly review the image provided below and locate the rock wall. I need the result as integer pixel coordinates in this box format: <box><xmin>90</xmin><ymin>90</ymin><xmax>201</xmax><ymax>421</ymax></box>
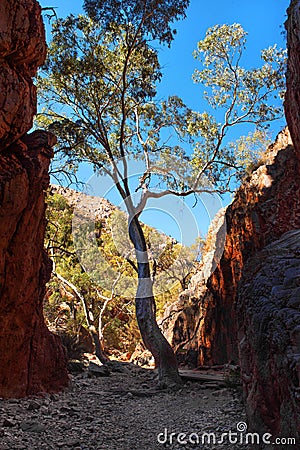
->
<box><xmin>234</xmin><ymin>2</ymin><xmax>300</xmax><ymax>442</ymax></box>
<box><xmin>237</xmin><ymin>230</ymin><xmax>300</xmax><ymax>444</ymax></box>
<box><xmin>0</xmin><ymin>0</ymin><xmax>68</xmax><ymax>397</ymax></box>
<box><xmin>162</xmin><ymin>128</ymin><xmax>300</xmax><ymax>367</ymax></box>
<box><xmin>0</xmin><ymin>0</ymin><xmax>46</xmax><ymax>150</ymax></box>
<box><xmin>285</xmin><ymin>0</ymin><xmax>300</xmax><ymax>153</ymax></box>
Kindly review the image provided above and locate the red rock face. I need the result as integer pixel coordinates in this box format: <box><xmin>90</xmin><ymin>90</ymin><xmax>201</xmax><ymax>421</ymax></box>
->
<box><xmin>0</xmin><ymin>1</ymin><xmax>68</xmax><ymax>397</ymax></box>
<box><xmin>204</xmin><ymin>129</ymin><xmax>300</xmax><ymax>364</ymax></box>
<box><xmin>162</xmin><ymin>128</ymin><xmax>300</xmax><ymax>366</ymax></box>
<box><xmin>235</xmin><ymin>2</ymin><xmax>300</xmax><ymax>440</ymax></box>
<box><xmin>285</xmin><ymin>0</ymin><xmax>300</xmax><ymax>153</ymax></box>
<box><xmin>0</xmin><ymin>0</ymin><xmax>46</xmax><ymax>150</ymax></box>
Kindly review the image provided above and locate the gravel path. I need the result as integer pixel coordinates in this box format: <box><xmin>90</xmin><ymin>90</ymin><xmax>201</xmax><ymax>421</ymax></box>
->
<box><xmin>0</xmin><ymin>363</ymin><xmax>251</xmax><ymax>450</ymax></box>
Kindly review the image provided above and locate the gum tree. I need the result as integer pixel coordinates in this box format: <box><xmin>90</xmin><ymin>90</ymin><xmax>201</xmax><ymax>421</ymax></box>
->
<box><xmin>38</xmin><ymin>0</ymin><xmax>285</xmax><ymax>386</ymax></box>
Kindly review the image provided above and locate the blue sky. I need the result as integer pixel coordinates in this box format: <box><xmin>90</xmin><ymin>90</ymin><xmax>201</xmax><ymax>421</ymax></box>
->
<box><xmin>39</xmin><ymin>0</ymin><xmax>290</xmax><ymax>244</ymax></box>
<box><xmin>157</xmin><ymin>1</ymin><xmax>289</xmax><ymax>110</ymax></box>
<box><xmin>40</xmin><ymin>0</ymin><xmax>289</xmax><ymax>116</ymax></box>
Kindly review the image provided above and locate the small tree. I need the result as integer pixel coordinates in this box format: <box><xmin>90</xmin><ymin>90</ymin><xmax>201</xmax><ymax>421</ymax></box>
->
<box><xmin>38</xmin><ymin>1</ymin><xmax>285</xmax><ymax>386</ymax></box>
<box><xmin>45</xmin><ymin>191</ymin><xmax>112</xmax><ymax>363</ymax></box>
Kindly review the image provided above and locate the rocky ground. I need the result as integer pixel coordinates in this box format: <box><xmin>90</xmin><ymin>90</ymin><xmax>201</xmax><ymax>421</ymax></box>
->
<box><xmin>0</xmin><ymin>362</ymin><xmax>252</xmax><ymax>450</ymax></box>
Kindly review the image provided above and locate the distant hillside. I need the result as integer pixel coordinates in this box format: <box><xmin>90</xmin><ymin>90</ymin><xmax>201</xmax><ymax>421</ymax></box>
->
<box><xmin>50</xmin><ymin>184</ymin><xmax>117</xmax><ymax>221</ymax></box>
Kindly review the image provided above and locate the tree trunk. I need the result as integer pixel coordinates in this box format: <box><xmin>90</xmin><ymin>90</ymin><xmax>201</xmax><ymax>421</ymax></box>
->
<box><xmin>90</xmin><ymin>329</ymin><xmax>110</xmax><ymax>365</ymax></box>
<box><xmin>128</xmin><ymin>215</ymin><xmax>182</xmax><ymax>388</ymax></box>
<box><xmin>53</xmin><ymin>271</ymin><xmax>109</xmax><ymax>364</ymax></box>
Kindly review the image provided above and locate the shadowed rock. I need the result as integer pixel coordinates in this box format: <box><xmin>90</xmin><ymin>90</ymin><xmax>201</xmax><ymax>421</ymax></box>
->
<box><xmin>237</xmin><ymin>230</ymin><xmax>300</xmax><ymax>444</ymax></box>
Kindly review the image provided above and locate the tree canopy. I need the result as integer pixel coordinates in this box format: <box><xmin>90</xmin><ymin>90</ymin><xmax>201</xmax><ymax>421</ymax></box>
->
<box><xmin>83</xmin><ymin>0</ymin><xmax>190</xmax><ymax>46</ymax></box>
<box><xmin>38</xmin><ymin>19</ymin><xmax>285</xmax><ymax>195</ymax></box>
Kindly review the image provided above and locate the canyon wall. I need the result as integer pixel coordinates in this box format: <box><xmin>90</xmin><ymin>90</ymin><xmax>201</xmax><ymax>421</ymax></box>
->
<box><xmin>235</xmin><ymin>1</ymin><xmax>300</xmax><ymax>442</ymax></box>
<box><xmin>285</xmin><ymin>0</ymin><xmax>300</xmax><ymax>154</ymax></box>
<box><xmin>162</xmin><ymin>128</ymin><xmax>300</xmax><ymax>367</ymax></box>
<box><xmin>237</xmin><ymin>230</ymin><xmax>300</xmax><ymax>443</ymax></box>
<box><xmin>0</xmin><ymin>0</ymin><xmax>68</xmax><ymax>397</ymax></box>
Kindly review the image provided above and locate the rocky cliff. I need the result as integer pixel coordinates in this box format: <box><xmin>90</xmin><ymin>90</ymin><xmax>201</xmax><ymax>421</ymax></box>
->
<box><xmin>0</xmin><ymin>0</ymin><xmax>68</xmax><ymax>397</ymax></box>
<box><xmin>0</xmin><ymin>0</ymin><xmax>46</xmax><ymax>150</ymax></box>
<box><xmin>235</xmin><ymin>2</ymin><xmax>300</xmax><ymax>443</ymax></box>
<box><xmin>285</xmin><ymin>0</ymin><xmax>300</xmax><ymax>154</ymax></box>
<box><xmin>237</xmin><ymin>230</ymin><xmax>300</xmax><ymax>443</ymax></box>
<box><xmin>162</xmin><ymin>128</ymin><xmax>300</xmax><ymax>367</ymax></box>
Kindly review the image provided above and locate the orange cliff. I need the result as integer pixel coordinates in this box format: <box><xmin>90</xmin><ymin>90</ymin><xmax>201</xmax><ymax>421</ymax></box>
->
<box><xmin>0</xmin><ymin>0</ymin><xmax>68</xmax><ymax>397</ymax></box>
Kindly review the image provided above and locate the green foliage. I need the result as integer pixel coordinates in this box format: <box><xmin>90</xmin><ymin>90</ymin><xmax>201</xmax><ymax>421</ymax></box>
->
<box><xmin>83</xmin><ymin>0</ymin><xmax>190</xmax><ymax>46</ymax></box>
<box><xmin>189</xmin><ymin>23</ymin><xmax>286</xmax><ymax>189</ymax></box>
<box><xmin>45</xmin><ymin>191</ymin><xmax>139</xmax><ymax>356</ymax></box>
<box><xmin>45</xmin><ymin>192</ymin><xmax>74</xmax><ymax>260</ymax></box>
<box><xmin>156</xmin><ymin>239</ymin><xmax>203</xmax><ymax>291</ymax></box>
<box><xmin>36</xmin><ymin>11</ymin><xmax>193</xmax><ymax>189</ymax></box>
<box><xmin>193</xmin><ymin>24</ymin><xmax>285</xmax><ymax>121</ymax></box>
<box><xmin>227</xmin><ymin>129</ymin><xmax>272</xmax><ymax>178</ymax></box>
<box><xmin>37</xmin><ymin>17</ymin><xmax>285</xmax><ymax>197</ymax></box>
